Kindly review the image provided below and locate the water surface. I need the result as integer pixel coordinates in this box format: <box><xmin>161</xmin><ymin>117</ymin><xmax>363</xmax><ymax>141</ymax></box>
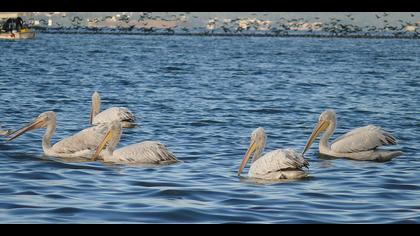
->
<box><xmin>0</xmin><ymin>34</ymin><xmax>419</xmax><ymax>223</ymax></box>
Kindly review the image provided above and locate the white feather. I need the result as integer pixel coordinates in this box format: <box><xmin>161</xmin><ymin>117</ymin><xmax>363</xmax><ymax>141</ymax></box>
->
<box><xmin>92</xmin><ymin>107</ymin><xmax>135</xmax><ymax>127</ymax></box>
<box><xmin>112</xmin><ymin>141</ymin><xmax>178</xmax><ymax>164</ymax></box>
<box><xmin>249</xmin><ymin>149</ymin><xmax>308</xmax><ymax>179</ymax></box>
<box><xmin>331</xmin><ymin>125</ymin><xmax>397</xmax><ymax>153</ymax></box>
<box><xmin>51</xmin><ymin>124</ymin><xmax>109</xmax><ymax>155</ymax></box>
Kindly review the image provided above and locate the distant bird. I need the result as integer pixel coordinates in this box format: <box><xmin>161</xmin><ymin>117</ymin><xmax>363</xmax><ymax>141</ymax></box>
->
<box><xmin>142</xmin><ymin>27</ymin><xmax>154</xmax><ymax>33</ymax></box>
<box><xmin>166</xmin><ymin>27</ymin><xmax>175</xmax><ymax>34</ymax></box>
<box><xmin>38</xmin><ymin>19</ymin><xmax>47</xmax><ymax>25</ymax></box>
<box><xmin>302</xmin><ymin>109</ymin><xmax>403</xmax><ymax>161</ymax></box>
<box><xmin>71</xmin><ymin>16</ymin><xmax>83</xmax><ymax>22</ymax></box>
<box><xmin>221</xmin><ymin>25</ymin><xmax>231</xmax><ymax>33</ymax></box>
<box><xmin>7</xmin><ymin>111</ymin><xmax>110</xmax><ymax>159</ymax></box>
<box><xmin>91</xmin><ymin>121</ymin><xmax>178</xmax><ymax>164</ymax></box>
<box><xmin>237</xmin><ymin>127</ymin><xmax>309</xmax><ymax>180</ymax></box>
<box><xmin>90</xmin><ymin>91</ymin><xmax>136</xmax><ymax>128</ymax></box>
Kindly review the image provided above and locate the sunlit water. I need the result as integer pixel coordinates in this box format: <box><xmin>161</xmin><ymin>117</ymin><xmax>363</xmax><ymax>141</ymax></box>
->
<box><xmin>0</xmin><ymin>34</ymin><xmax>419</xmax><ymax>223</ymax></box>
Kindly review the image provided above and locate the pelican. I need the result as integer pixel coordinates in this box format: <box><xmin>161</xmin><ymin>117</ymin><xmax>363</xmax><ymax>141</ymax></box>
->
<box><xmin>238</xmin><ymin>127</ymin><xmax>309</xmax><ymax>180</ymax></box>
<box><xmin>7</xmin><ymin>111</ymin><xmax>110</xmax><ymax>159</ymax></box>
<box><xmin>90</xmin><ymin>91</ymin><xmax>136</xmax><ymax>128</ymax></box>
<box><xmin>302</xmin><ymin>109</ymin><xmax>403</xmax><ymax>161</ymax></box>
<box><xmin>91</xmin><ymin>121</ymin><xmax>178</xmax><ymax>164</ymax></box>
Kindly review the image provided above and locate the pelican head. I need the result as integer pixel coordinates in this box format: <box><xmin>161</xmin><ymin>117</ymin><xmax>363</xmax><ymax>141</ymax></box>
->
<box><xmin>302</xmin><ymin>109</ymin><xmax>336</xmax><ymax>155</ymax></box>
<box><xmin>237</xmin><ymin>127</ymin><xmax>267</xmax><ymax>176</ymax></box>
<box><xmin>90</xmin><ymin>91</ymin><xmax>101</xmax><ymax>125</ymax></box>
<box><xmin>91</xmin><ymin>121</ymin><xmax>122</xmax><ymax>161</ymax></box>
<box><xmin>7</xmin><ymin>111</ymin><xmax>56</xmax><ymax>141</ymax></box>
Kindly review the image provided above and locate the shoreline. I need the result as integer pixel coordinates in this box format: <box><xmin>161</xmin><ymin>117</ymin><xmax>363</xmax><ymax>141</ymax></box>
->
<box><xmin>35</xmin><ymin>30</ymin><xmax>420</xmax><ymax>40</ymax></box>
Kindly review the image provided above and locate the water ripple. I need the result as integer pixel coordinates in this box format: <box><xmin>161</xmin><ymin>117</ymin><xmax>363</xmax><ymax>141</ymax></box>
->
<box><xmin>0</xmin><ymin>34</ymin><xmax>419</xmax><ymax>223</ymax></box>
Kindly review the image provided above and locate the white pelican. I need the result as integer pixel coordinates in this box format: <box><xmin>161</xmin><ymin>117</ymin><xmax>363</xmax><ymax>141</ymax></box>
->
<box><xmin>7</xmin><ymin>111</ymin><xmax>110</xmax><ymax>159</ymax></box>
<box><xmin>90</xmin><ymin>91</ymin><xmax>136</xmax><ymax>128</ymax></box>
<box><xmin>238</xmin><ymin>127</ymin><xmax>309</xmax><ymax>180</ymax></box>
<box><xmin>302</xmin><ymin>109</ymin><xmax>403</xmax><ymax>161</ymax></box>
<box><xmin>91</xmin><ymin>121</ymin><xmax>178</xmax><ymax>164</ymax></box>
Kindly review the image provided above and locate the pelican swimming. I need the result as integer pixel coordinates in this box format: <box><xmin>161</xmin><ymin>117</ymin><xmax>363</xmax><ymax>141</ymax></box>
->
<box><xmin>7</xmin><ymin>111</ymin><xmax>110</xmax><ymax>159</ymax></box>
<box><xmin>90</xmin><ymin>91</ymin><xmax>136</xmax><ymax>128</ymax></box>
<box><xmin>302</xmin><ymin>109</ymin><xmax>403</xmax><ymax>161</ymax></box>
<box><xmin>238</xmin><ymin>127</ymin><xmax>309</xmax><ymax>180</ymax></box>
<box><xmin>91</xmin><ymin>121</ymin><xmax>178</xmax><ymax>164</ymax></box>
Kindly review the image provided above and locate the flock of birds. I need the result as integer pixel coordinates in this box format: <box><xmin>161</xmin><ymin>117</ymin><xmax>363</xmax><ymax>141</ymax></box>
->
<box><xmin>0</xmin><ymin>92</ymin><xmax>403</xmax><ymax>181</ymax></box>
<box><xmin>27</xmin><ymin>12</ymin><xmax>420</xmax><ymax>38</ymax></box>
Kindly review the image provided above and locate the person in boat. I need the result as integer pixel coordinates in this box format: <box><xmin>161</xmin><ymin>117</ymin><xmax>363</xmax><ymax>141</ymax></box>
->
<box><xmin>16</xmin><ymin>17</ymin><xmax>23</xmax><ymax>32</ymax></box>
<box><xmin>4</xmin><ymin>18</ymin><xmax>14</xmax><ymax>33</ymax></box>
<box><xmin>2</xmin><ymin>19</ymin><xmax>9</xmax><ymax>33</ymax></box>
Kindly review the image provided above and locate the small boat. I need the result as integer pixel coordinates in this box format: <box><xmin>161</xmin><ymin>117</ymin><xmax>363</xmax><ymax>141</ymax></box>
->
<box><xmin>0</xmin><ymin>13</ymin><xmax>35</xmax><ymax>40</ymax></box>
<box><xmin>0</xmin><ymin>30</ymin><xmax>35</xmax><ymax>39</ymax></box>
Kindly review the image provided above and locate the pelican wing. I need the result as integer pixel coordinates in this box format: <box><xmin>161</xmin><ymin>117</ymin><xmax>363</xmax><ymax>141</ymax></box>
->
<box><xmin>114</xmin><ymin>141</ymin><xmax>178</xmax><ymax>164</ymax></box>
<box><xmin>330</xmin><ymin>125</ymin><xmax>397</xmax><ymax>153</ymax></box>
<box><xmin>93</xmin><ymin>107</ymin><xmax>135</xmax><ymax>125</ymax></box>
<box><xmin>249</xmin><ymin>149</ymin><xmax>308</xmax><ymax>176</ymax></box>
<box><xmin>51</xmin><ymin>124</ymin><xmax>109</xmax><ymax>154</ymax></box>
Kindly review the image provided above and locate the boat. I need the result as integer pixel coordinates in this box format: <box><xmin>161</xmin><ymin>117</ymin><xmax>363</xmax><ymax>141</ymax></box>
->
<box><xmin>0</xmin><ymin>30</ymin><xmax>35</xmax><ymax>39</ymax></box>
<box><xmin>0</xmin><ymin>12</ymin><xmax>35</xmax><ymax>40</ymax></box>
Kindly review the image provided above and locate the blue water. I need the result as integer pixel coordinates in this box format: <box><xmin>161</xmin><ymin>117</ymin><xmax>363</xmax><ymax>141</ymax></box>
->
<box><xmin>0</xmin><ymin>34</ymin><xmax>419</xmax><ymax>223</ymax></box>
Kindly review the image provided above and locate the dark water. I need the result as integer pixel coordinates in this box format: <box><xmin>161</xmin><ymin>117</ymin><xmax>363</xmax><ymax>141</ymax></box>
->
<box><xmin>0</xmin><ymin>34</ymin><xmax>419</xmax><ymax>223</ymax></box>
